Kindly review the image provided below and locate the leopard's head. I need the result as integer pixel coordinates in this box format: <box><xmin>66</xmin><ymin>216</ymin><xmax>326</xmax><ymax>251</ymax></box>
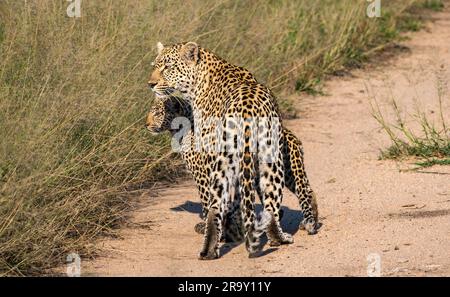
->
<box><xmin>148</xmin><ymin>42</ymin><xmax>200</xmax><ymax>97</ymax></box>
<box><xmin>146</xmin><ymin>96</ymin><xmax>176</xmax><ymax>134</ymax></box>
<box><xmin>146</xmin><ymin>94</ymin><xmax>192</xmax><ymax>135</ymax></box>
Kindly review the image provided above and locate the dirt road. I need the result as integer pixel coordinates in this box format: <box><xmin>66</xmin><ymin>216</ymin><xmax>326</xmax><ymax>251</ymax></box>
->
<box><xmin>82</xmin><ymin>8</ymin><xmax>450</xmax><ymax>276</ymax></box>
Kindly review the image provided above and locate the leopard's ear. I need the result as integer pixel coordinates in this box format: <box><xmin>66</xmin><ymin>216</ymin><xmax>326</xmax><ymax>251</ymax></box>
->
<box><xmin>180</xmin><ymin>42</ymin><xmax>199</xmax><ymax>64</ymax></box>
<box><xmin>156</xmin><ymin>42</ymin><xmax>164</xmax><ymax>55</ymax></box>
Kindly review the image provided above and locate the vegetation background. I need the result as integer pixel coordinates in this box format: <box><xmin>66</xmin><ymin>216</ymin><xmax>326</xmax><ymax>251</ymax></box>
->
<box><xmin>0</xmin><ymin>0</ymin><xmax>443</xmax><ymax>275</ymax></box>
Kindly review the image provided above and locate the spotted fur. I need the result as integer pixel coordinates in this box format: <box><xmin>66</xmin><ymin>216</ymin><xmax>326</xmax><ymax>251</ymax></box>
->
<box><xmin>148</xmin><ymin>42</ymin><xmax>295</xmax><ymax>259</ymax></box>
<box><xmin>146</xmin><ymin>94</ymin><xmax>319</xmax><ymax>239</ymax></box>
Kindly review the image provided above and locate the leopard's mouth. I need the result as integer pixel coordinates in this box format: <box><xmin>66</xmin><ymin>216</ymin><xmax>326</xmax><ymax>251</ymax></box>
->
<box><xmin>152</xmin><ymin>86</ymin><xmax>176</xmax><ymax>97</ymax></box>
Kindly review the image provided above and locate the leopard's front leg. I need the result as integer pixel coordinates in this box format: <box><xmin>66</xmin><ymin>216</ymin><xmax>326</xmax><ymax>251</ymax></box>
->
<box><xmin>193</xmin><ymin>177</ymin><xmax>210</xmax><ymax>235</ymax></box>
<box><xmin>193</xmin><ymin>185</ymin><xmax>209</xmax><ymax>235</ymax></box>
<box><xmin>188</xmin><ymin>154</ymin><xmax>211</xmax><ymax>235</ymax></box>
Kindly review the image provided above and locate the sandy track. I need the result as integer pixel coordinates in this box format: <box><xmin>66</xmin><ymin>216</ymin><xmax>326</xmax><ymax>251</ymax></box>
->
<box><xmin>82</xmin><ymin>8</ymin><xmax>450</xmax><ymax>276</ymax></box>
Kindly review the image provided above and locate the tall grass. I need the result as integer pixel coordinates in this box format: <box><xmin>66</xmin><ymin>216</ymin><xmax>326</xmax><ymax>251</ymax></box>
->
<box><xmin>371</xmin><ymin>74</ymin><xmax>450</xmax><ymax>169</ymax></box>
<box><xmin>0</xmin><ymin>0</ymin><xmax>434</xmax><ymax>275</ymax></box>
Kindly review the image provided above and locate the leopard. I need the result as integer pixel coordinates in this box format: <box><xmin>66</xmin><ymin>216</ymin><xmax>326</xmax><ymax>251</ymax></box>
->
<box><xmin>148</xmin><ymin>41</ymin><xmax>293</xmax><ymax>259</ymax></box>
<box><xmin>146</xmin><ymin>93</ymin><xmax>319</xmax><ymax>242</ymax></box>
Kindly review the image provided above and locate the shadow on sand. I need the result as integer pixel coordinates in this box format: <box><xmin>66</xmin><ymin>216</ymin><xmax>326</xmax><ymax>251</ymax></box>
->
<box><xmin>170</xmin><ymin>200</ymin><xmax>311</xmax><ymax>258</ymax></box>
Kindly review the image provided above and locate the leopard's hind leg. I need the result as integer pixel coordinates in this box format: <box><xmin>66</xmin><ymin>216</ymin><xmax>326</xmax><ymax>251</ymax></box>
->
<box><xmin>283</xmin><ymin>129</ymin><xmax>319</xmax><ymax>234</ymax></box>
<box><xmin>198</xmin><ymin>152</ymin><xmax>231</xmax><ymax>260</ymax></box>
<box><xmin>258</xmin><ymin>161</ymin><xmax>293</xmax><ymax>246</ymax></box>
<box><xmin>256</xmin><ymin>120</ymin><xmax>293</xmax><ymax>246</ymax></box>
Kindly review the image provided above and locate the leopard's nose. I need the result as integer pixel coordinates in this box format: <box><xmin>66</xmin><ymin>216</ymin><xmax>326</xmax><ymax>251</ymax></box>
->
<box><xmin>148</xmin><ymin>81</ymin><xmax>157</xmax><ymax>89</ymax></box>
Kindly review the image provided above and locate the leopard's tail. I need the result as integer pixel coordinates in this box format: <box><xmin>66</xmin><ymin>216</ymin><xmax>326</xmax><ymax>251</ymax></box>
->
<box><xmin>253</xmin><ymin>210</ymin><xmax>272</xmax><ymax>239</ymax></box>
<box><xmin>245</xmin><ymin>210</ymin><xmax>273</xmax><ymax>255</ymax></box>
<box><xmin>224</xmin><ymin>208</ymin><xmax>273</xmax><ymax>244</ymax></box>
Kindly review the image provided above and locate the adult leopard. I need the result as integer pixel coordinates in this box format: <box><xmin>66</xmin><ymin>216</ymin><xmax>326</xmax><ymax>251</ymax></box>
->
<box><xmin>148</xmin><ymin>42</ymin><xmax>292</xmax><ymax>259</ymax></box>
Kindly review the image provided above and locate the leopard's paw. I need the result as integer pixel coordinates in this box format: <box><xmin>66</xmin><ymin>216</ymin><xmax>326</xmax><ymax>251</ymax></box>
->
<box><xmin>302</xmin><ymin>218</ymin><xmax>318</xmax><ymax>235</ymax></box>
<box><xmin>269</xmin><ymin>232</ymin><xmax>294</xmax><ymax>246</ymax></box>
<box><xmin>198</xmin><ymin>249</ymin><xmax>219</xmax><ymax>260</ymax></box>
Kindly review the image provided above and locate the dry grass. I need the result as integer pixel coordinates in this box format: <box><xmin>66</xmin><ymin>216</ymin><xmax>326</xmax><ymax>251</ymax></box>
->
<box><xmin>371</xmin><ymin>72</ymin><xmax>450</xmax><ymax>169</ymax></box>
<box><xmin>0</xmin><ymin>0</ymin><xmax>436</xmax><ymax>275</ymax></box>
